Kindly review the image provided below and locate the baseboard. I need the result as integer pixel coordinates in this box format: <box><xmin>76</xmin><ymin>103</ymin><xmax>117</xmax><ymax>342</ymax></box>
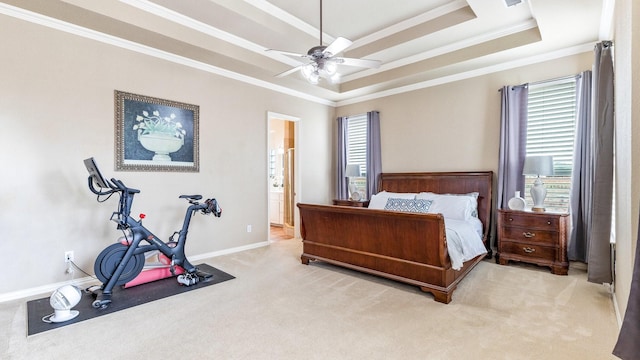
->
<box><xmin>0</xmin><ymin>241</ymin><xmax>270</xmax><ymax>304</ymax></box>
<box><xmin>612</xmin><ymin>288</ymin><xmax>623</xmax><ymax>328</ymax></box>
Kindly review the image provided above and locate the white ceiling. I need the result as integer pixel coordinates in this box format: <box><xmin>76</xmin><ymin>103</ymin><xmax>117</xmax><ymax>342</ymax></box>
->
<box><xmin>0</xmin><ymin>0</ymin><xmax>612</xmax><ymax>105</ymax></box>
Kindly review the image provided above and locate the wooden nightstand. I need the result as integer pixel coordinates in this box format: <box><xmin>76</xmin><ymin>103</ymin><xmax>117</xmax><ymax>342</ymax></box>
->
<box><xmin>496</xmin><ymin>209</ymin><xmax>570</xmax><ymax>275</ymax></box>
<box><xmin>332</xmin><ymin>199</ymin><xmax>369</xmax><ymax>207</ymax></box>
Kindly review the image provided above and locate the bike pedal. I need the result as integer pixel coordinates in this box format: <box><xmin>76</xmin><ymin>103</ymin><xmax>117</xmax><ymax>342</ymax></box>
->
<box><xmin>195</xmin><ymin>269</ymin><xmax>213</xmax><ymax>282</ymax></box>
<box><xmin>177</xmin><ymin>273</ymin><xmax>199</xmax><ymax>286</ymax></box>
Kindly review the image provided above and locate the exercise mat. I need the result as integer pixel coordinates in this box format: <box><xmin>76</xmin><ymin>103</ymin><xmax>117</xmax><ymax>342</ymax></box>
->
<box><xmin>27</xmin><ymin>264</ymin><xmax>234</xmax><ymax>336</ymax></box>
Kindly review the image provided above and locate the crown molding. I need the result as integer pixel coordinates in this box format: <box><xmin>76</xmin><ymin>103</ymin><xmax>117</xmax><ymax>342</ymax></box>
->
<box><xmin>0</xmin><ymin>3</ymin><xmax>593</xmax><ymax>108</ymax></box>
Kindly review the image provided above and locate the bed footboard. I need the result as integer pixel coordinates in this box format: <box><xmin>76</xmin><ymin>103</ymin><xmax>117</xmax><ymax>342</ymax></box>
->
<box><xmin>298</xmin><ymin>203</ymin><xmax>482</xmax><ymax>303</ymax></box>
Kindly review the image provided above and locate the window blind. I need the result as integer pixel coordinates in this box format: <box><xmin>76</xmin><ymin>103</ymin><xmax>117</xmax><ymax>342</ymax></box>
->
<box><xmin>346</xmin><ymin>114</ymin><xmax>367</xmax><ymax>175</ymax></box>
<box><xmin>525</xmin><ymin>77</ymin><xmax>577</xmax><ymax>212</ymax></box>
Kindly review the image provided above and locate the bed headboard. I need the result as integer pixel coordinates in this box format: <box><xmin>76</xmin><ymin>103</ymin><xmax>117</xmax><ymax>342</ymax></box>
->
<box><xmin>377</xmin><ymin>172</ymin><xmax>494</xmax><ymax>241</ymax></box>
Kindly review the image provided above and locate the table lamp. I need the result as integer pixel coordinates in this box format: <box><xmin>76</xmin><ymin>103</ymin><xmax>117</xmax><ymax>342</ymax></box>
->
<box><xmin>345</xmin><ymin>164</ymin><xmax>361</xmax><ymax>200</ymax></box>
<box><xmin>523</xmin><ymin>155</ymin><xmax>554</xmax><ymax>212</ymax></box>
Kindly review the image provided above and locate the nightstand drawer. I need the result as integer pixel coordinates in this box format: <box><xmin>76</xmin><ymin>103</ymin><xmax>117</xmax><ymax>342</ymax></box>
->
<box><xmin>496</xmin><ymin>209</ymin><xmax>569</xmax><ymax>275</ymax></box>
<box><xmin>500</xmin><ymin>226</ymin><xmax>558</xmax><ymax>245</ymax></box>
<box><xmin>500</xmin><ymin>212</ymin><xmax>559</xmax><ymax>229</ymax></box>
<box><xmin>500</xmin><ymin>241</ymin><xmax>556</xmax><ymax>261</ymax></box>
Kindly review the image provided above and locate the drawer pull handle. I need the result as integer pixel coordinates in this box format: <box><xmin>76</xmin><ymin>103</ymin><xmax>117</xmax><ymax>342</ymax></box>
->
<box><xmin>509</xmin><ymin>218</ymin><xmax>513</xmax><ymax>222</ymax></box>
<box><xmin>523</xmin><ymin>232</ymin><xmax>535</xmax><ymax>238</ymax></box>
<box><xmin>523</xmin><ymin>247</ymin><xmax>536</xmax><ymax>253</ymax></box>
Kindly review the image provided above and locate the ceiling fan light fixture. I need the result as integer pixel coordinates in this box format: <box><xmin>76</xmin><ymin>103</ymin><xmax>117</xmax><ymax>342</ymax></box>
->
<box><xmin>308</xmin><ymin>71</ymin><xmax>320</xmax><ymax>85</ymax></box>
<box><xmin>323</xmin><ymin>61</ymin><xmax>337</xmax><ymax>75</ymax></box>
<box><xmin>301</xmin><ymin>63</ymin><xmax>315</xmax><ymax>78</ymax></box>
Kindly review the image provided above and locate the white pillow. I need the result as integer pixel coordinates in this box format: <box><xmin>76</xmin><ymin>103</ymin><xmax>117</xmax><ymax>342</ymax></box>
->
<box><xmin>416</xmin><ymin>192</ymin><xmax>477</xmax><ymax>220</ymax></box>
<box><xmin>368</xmin><ymin>191</ymin><xmax>416</xmax><ymax>209</ymax></box>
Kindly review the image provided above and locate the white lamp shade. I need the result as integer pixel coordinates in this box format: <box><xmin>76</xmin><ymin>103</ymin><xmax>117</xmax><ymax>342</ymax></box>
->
<box><xmin>523</xmin><ymin>155</ymin><xmax>554</xmax><ymax>176</ymax></box>
<box><xmin>345</xmin><ymin>164</ymin><xmax>360</xmax><ymax>177</ymax></box>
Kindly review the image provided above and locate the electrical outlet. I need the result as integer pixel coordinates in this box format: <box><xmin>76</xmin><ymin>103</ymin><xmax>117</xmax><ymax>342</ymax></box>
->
<box><xmin>247</xmin><ymin>225</ymin><xmax>252</xmax><ymax>233</ymax></box>
<box><xmin>65</xmin><ymin>251</ymin><xmax>74</xmax><ymax>263</ymax></box>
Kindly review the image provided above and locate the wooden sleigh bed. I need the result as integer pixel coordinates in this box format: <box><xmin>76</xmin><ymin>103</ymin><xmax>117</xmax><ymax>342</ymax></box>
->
<box><xmin>297</xmin><ymin>171</ymin><xmax>493</xmax><ymax>303</ymax></box>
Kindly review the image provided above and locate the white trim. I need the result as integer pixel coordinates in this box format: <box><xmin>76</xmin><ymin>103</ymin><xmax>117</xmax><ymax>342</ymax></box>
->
<box><xmin>188</xmin><ymin>241</ymin><xmax>270</xmax><ymax>263</ymax></box>
<box><xmin>342</xmin><ymin>19</ymin><xmax>539</xmax><ymax>83</ymax></box>
<box><xmin>612</xmin><ymin>289</ymin><xmax>623</xmax><ymax>328</ymax></box>
<box><xmin>599</xmin><ymin>0</ymin><xmax>616</xmax><ymax>41</ymax></box>
<box><xmin>0</xmin><ymin>3</ymin><xmax>596</xmax><ymax>108</ymax></box>
<box><xmin>348</xmin><ymin>0</ymin><xmax>470</xmax><ymax>50</ymax></box>
<box><xmin>121</xmin><ymin>0</ymin><xmax>303</xmax><ymax>68</ymax></box>
<box><xmin>266</xmin><ymin>111</ymin><xmax>301</xmax><ymax>240</ymax></box>
<box><xmin>0</xmin><ymin>3</ymin><xmax>335</xmax><ymax>107</ymax></box>
<box><xmin>244</xmin><ymin>0</ymin><xmax>333</xmax><ymax>44</ymax></box>
<box><xmin>0</xmin><ymin>241</ymin><xmax>269</xmax><ymax>303</ymax></box>
<box><xmin>336</xmin><ymin>42</ymin><xmax>595</xmax><ymax>107</ymax></box>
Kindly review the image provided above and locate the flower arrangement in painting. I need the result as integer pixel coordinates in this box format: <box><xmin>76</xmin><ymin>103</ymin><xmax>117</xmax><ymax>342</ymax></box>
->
<box><xmin>133</xmin><ymin>110</ymin><xmax>186</xmax><ymax>139</ymax></box>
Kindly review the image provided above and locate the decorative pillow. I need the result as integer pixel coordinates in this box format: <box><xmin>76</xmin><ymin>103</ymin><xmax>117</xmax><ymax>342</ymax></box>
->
<box><xmin>416</xmin><ymin>192</ymin><xmax>477</xmax><ymax>220</ymax></box>
<box><xmin>368</xmin><ymin>191</ymin><xmax>417</xmax><ymax>209</ymax></box>
<box><xmin>384</xmin><ymin>198</ymin><xmax>433</xmax><ymax>213</ymax></box>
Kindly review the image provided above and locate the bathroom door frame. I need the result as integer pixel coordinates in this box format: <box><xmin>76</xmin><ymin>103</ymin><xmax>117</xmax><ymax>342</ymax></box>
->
<box><xmin>267</xmin><ymin>111</ymin><xmax>300</xmax><ymax>240</ymax></box>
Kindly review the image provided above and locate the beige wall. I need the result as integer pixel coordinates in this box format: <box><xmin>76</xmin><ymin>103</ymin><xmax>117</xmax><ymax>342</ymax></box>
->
<box><xmin>336</xmin><ymin>53</ymin><xmax>593</xmax><ymax>176</ymax></box>
<box><xmin>612</xmin><ymin>0</ymin><xmax>640</xmax><ymax>321</ymax></box>
<box><xmin>0</xmin><ymin>15</ymin><xmax>334</xmax><ymax>295</ymax></box>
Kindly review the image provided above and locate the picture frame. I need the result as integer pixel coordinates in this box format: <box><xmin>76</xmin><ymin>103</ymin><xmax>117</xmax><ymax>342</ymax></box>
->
<box><xmin>114</xmin><ymin>90</ymin><xmax>199</xmax><ymax>172</ymax></box>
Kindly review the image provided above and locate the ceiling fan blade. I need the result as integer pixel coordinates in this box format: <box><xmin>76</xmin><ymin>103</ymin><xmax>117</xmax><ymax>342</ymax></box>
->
<box><xmin>323</xmin><ymin>37</ymin><xmax>352</xmax><ymax>56</ymax></box>
<box><xmin>266</xmin><ymin>49</ymin><xmax>308</xmax><ymax>59</ymax></box>
<box><xmin>275</xmin><ymin>65</ymin><xmax>305</xmax><ymax>78</ymax></box>
<box><xmin>338</xmin><ymin>57</ymin><xmax>382</xmax><ymax>69</ymax></box>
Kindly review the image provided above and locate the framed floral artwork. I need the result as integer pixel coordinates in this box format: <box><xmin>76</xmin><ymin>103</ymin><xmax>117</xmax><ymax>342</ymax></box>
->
<box><xmin>114</xmin><ymin>90</ymin><xmax>199</xmax><ymax>172</ymax></box>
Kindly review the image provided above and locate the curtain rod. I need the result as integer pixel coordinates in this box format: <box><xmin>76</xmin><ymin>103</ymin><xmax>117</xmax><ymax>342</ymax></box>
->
<box><xmin>498</xmin><ymin>73</ymin><xmax>581</xmax><ymax>92</ymax></box>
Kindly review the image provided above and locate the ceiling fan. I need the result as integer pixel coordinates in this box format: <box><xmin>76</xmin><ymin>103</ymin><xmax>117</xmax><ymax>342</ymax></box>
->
<box><xmin>266</xmin><ymin>0</ymin><xmax>381</xmax><ymax>84</ymax></box>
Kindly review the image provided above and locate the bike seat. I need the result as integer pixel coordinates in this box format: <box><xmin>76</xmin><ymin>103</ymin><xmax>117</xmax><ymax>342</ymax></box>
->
<box><xmin>179</xmin><ymin>194</ymin><xmax>202</xmax><ymax>201</ymax></box>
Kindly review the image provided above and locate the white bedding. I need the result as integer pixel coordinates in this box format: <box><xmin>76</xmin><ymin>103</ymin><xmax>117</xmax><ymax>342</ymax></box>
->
<box><xmin>369</xmin><ymin>191</ymin><xmax>487</xmax><ymax>270</ymax></box>
<box><xmin>445</xmin><ymin>217</ymin><xmax>487</xmax><ymax>271</ymax></box>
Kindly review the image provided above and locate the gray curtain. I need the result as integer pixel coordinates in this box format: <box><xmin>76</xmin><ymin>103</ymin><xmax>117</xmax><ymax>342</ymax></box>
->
<box><xmin>335</xmin><ymin>116</ymin><xmax>348</xmax><ymax>200</ymax></box>
<box><xmin>569</xmin><ymin>42</ymin><xmax>614</xmax><ymax>284</ymax></box>
<box><xmin>495</xmin><ymin>85</ymin><xmax>527</xmax><ymax>250</ymax></box>
<box><xmin>366</xmin><ymin>111</ymin><xmax>382</xmax><ymax>200</ymax></box>
<box><xmin>568</xmin><ymin>71</ymin><xmax>593</xmax><ymax>262</ymax></box>
<box><xmin>613</xmin><ymin>202</ymin><xmax>640</xmax><ymax>359</ymax></box>
<box><xmin>336</xmin><ymin>112</ymin><xmax>382</xmax><ymax>201</ymax></box>
<box><xmin>588</xmin><ymin>41</ymin><xmax>614</xmax><ymax>284</ymax></box>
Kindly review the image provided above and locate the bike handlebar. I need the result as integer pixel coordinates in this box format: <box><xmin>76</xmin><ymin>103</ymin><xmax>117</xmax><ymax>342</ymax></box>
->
<box><xmin>203</xmin><ymin>198</ymin><xmax>222</xmax><ymax>217</ymax></box>
<box><xmin>110</xmin><ymin>178</ymin><xmax>140</xmax><ymax>194</ymax></box>
<box><xmin>88</xmin><ymin>175</ymin><xmax>221</xmax><ymax>229</ymax></box>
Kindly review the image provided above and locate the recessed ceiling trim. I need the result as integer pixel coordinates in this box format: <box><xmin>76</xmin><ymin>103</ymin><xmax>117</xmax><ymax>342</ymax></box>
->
<box><xmin>336</xmin><ymin>42</ymin><xmax>595</xmax><ymax>107</ymax></box>
<box><xmin>0</xmin><ymin>2</ymin><xmax>335</xmax><ymax>106</ymax></box>
<box><xmin>244</xmin><ymin>0</ymin><xmax>336</xmax><ymax>45</ymax></box>
<box><xmin>349</xmin><ymin>0</ymin><xmax>471</xmax><ymax>51</ymax></box>
<box><xmin>0</xmin><ymin>2</ymin><xmax>601</xmax><ymax>108</ymax></box>
<box><xmin>346</xmin><ymin>5</ymin><xmax>476</xmax><ymax>59</ymax></box>
<box><xmin>121</xmin><ymin>0</ymin><xmax>302</xmax><ymax>67</ymax></box>
<box><xmin>341</xmin><ymin>18</ymin><xmax>539</xmax><ymax>83</ymax></box>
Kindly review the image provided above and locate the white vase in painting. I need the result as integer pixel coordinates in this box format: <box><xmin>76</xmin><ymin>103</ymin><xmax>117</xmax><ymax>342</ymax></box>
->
<box><xmin>138</xmin><ymin>132</ymin><xmax>184</xmax><ymax>162</ymax></box>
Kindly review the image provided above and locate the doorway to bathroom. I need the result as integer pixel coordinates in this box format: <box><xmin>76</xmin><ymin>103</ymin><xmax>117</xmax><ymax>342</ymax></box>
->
<box><xmin>268</xmin><ymin>112</ymin><xmax>298</xmax><ymax>241</ymax></box>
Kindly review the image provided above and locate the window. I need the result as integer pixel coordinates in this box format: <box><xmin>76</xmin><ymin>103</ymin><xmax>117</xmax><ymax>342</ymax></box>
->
<box><xmin>524</xmin><ymin>76</ymin><xmax>577</xmax><ymax>212</ymax></box>
<box><xmin>345</xmin><ymin>114</ymin><xmax>367</xmax><ymax>199</ymax></box>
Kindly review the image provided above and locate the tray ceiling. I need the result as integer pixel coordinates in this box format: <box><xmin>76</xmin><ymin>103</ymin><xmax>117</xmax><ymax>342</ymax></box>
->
<box><xmin>0</xmin><ymin>0</ymin><xmax>610</xmax><ymax>105</ymax></box>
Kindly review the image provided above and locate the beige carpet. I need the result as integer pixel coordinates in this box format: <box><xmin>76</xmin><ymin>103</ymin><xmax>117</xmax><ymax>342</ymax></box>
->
<box><xmin>0</xmin><ymin>239</ymin><xmax>619</xmax><ymax>359</ymax></box>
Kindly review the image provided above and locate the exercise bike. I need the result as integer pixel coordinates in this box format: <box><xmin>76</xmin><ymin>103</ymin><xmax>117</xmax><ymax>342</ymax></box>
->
<box><xmin>84</xmin><ymin>158</ymin><xmax>221</xmax><ymax>309</ymax></box>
